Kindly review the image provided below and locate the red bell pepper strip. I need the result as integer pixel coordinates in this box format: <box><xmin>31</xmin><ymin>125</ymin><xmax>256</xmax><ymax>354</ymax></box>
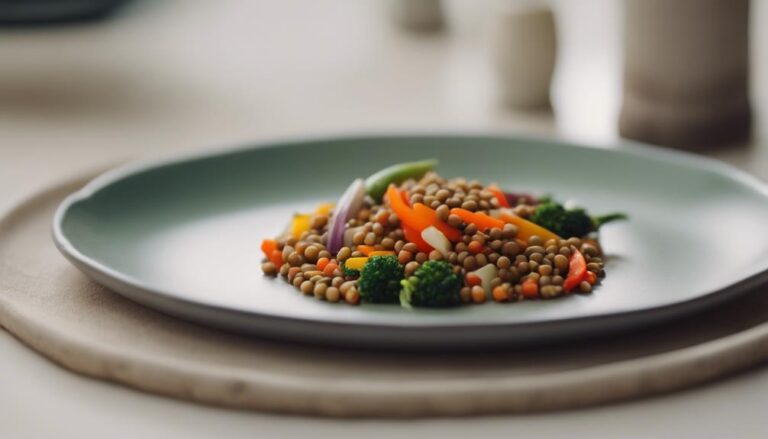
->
<box><xmin>412</xmin><ymin>203</ymin><xmax>462</xmax><ymax>242</ymax></box>
<box><xmin>402</xmin><ymin>224</ymin><xmax>433</xmax><ymax>253</ymax></box>
<box><xmin>357</xmin><ymin>245</ymin><xmax>375</xmax><ymax>256</ymax></box>
<box><xmin>563</xmin><ymin>248</ymin><xmax>587</xmax><ymax>293</ymax></box>
<box><xmin>487</xmin><ymin>184</ymin><xmax>511</xmax><ymax>208</ymax></box>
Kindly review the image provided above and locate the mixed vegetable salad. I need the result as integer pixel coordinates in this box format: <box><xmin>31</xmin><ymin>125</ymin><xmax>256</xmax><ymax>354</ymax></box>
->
<box><xmin>260</xmin><ymin>160</ymin><xmax>626</xmax><ymax>307</ymax></box>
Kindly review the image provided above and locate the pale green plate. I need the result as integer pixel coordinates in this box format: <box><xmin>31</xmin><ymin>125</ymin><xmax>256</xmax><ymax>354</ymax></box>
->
<box><xmin>53</xmin><ymin>135</ymin><xmax>768</xmax><ymax>349</ymax></box>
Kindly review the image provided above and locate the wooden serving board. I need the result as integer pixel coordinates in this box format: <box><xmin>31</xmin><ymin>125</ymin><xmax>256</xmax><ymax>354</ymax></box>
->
<box><xmin>1</xmin><ymin>176</ymin><xmax>768</xmax><ymax>417</ymax></box>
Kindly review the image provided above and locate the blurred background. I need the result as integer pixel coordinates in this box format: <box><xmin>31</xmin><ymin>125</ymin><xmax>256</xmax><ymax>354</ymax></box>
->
<box><xmin>1</xmin><ymin>0</ymin><xmax>766</xmax><ymax>197</ymax></box>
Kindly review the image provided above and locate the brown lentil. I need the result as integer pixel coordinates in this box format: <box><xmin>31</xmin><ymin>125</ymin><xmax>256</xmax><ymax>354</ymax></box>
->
<box><xmin>429</xmin><ymin>250</ymin><xmax>444</xmax><ymax>261</ymax></box>
<box><xmin>460</xmin><ymin>287</ymin><xmax>472</xmax><ymax>303</ymax></box>
<box><xmin>303</xmin><ymin>245</ymin><xmax>319</xmax><ymax>262</ymax></box>
<box><xmin>405</xmin><ymin>261</ymin><xmax>420</xmax><ymax>276</ymax></box>
<box><xmin>337</xmin><ymin>247</ymin><xmax>352</xmax><ymax>261</ymax></box>
<box><xmin>403</xmin><ymin>242</ymin><xmax>418</xmax><ymax>253</ymax></box>
<box><xmin>261</xmin><ymin>261</ymin><xmax>277</xmax><ymax>276</ymax></box>
<box><xmin>579</xmin><ymin>281</ymin><xmax>593</xmax><ymax>293</ymax></box>
<box><xmin>587</xmin><ymin>262</ymin><xmax>602</xmax><ymax>273</ymax></box>
<box><xmin>553</xmin><ymin>254</ymin><xmax>569</xmax><ymax>271</ymax></box>
<box><xmin>313</xmin><ymin>282</ymin><xmax>327</xmax><ymax>299</ymax></box>
<box><xmin>300</xmin><ymin>280</ymin><xmax>314</xmax><ymax>295</ymax></box>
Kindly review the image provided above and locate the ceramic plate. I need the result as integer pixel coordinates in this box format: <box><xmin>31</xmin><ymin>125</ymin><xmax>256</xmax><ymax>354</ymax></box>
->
<box><xmin>53</xmin><ymin>135</ymin><xmax>768</xmax><ymax>349</ymax></box>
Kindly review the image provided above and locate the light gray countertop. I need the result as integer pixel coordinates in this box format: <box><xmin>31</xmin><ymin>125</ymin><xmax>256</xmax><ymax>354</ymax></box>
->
<box><xmin>1</xmin><ymin>0</ymin><xmax>767</xmax><ymax>437</ymax></box>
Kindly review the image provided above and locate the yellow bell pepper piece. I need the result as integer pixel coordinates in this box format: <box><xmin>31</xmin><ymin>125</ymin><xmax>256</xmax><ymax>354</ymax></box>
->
<box><xmin>314</xmin><ymin>203</ymin><xmax>334</xmax><ymax>216</ymax></box>
<box><xmin>290</xmin><ymin>214</ymin><xmax>311</xmax><ymax>239</ymax></box>
<box><xmin>344</xmin><ymin>257</ymin><xmax>369</xmax><ymax>271</ymax></box>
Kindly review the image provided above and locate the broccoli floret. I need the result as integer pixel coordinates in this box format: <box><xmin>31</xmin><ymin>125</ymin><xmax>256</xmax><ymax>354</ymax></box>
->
<box><xmin>399</xmin><ymin>261</ymin><xmax>461</xmax><ymax>308</ymax></box>
<box><xmin>358</xmin><ymin>256</ymin><xmax>404</xmax><ymax>303</ymax></box>
<box><xmin>341</xmin><ymin>263</ymin><xmax>360</xmax><ymax>278</ymax></box>
<box><xmin>530</xmin><ymin>201</ymin><xmax>627</xmax><ymax>238</ymax></box>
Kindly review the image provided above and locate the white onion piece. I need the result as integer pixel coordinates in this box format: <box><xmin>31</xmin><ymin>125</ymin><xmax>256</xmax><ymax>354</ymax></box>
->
<box><xmin>472</xmin><ymin>264</ymin><xmax>498</xmax><ymax>298</ymax></box>
<box><xmin>420</xmin><ymin>226</ymin><xmax>451</xmax><ymax>257</ymax></box>
<box><xmin>327</xmin><ymin>178</ymin><xmax>365</xmax><ymax>254</ymax></box>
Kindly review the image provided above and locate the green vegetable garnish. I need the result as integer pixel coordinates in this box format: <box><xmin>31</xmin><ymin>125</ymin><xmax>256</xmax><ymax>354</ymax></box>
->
<box><xmin>400</xmin><ymin>260</ymin><xmax>461</xmax><ymax>308</ymax></box>
<box><xmin>364</xmin><ymin>159</ymin><xmax>438</xmax><ymax>202</ymax></box>
<box><xmin>341</xmin><ymin>263</ymin><xmax>360</xmax><ymax>278</ymax></box>
<box><xmin>530</xmin><ymin>201</ymin><xmax>627</xmax><ymax>238</ymax></box>
<box><xmin>358</xmin><ymin>256</ymin><xmax>404</xmax><ymax>303</ymax></box>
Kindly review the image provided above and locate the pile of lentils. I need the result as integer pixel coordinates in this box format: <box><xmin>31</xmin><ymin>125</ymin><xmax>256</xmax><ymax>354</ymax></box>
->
<box><xmin>261</xmin><ymin>172</ymin><xmax>605</xmax><ymax>305</ymax></box>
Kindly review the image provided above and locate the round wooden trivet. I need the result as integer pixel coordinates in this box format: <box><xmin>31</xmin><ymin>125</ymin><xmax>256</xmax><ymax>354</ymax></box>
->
<box><xmin>1</xmin><ymin>176</ymin><xmax>768</xmax><ymax>417</ymax></box>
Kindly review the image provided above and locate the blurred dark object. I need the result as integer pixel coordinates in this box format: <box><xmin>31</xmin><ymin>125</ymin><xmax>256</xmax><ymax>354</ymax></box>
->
<box><xmin>619</xmin><ymin>0</ymin><xmax>751</xmax><ymax>149</ymax></box>
<box><xmin>0</xmin><ymin>0</ymin><xmax>131</xmax><ymax>24</ymax></box>
<box><xmin>389</xmin><ymin>0</ymin><xmax>443</xmax><ymax>32</ymax></box>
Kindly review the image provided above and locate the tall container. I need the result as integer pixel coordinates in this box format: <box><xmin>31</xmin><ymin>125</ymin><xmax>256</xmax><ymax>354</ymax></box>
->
<box><xmin>619</xmin><ymin>0</ymin><xmax>751</xmax><ymax>149</ymax></box>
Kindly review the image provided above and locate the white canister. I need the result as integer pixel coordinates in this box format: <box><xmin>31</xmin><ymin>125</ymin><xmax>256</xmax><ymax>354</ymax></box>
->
<box><xmin>491</xmin><ymin>5</ymin><xmax>557</xmax><ymax>109</ymax></box>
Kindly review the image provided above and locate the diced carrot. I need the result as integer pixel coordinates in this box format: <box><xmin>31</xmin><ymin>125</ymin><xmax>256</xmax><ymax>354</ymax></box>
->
<box><xmin>449</xmin><ymin>208</ymin><xmax>506</xmax><ymax>232</ymax></box>
<box><xmin>487</xmin><ymin>184</ymin><xmax>510</xmax><ymax>208</ymax></box>
<box><xmin>261</xmin><ymin>239</ymin><xmax>278</xmax><ymax>257</ymax></box>
<box><xmin>261</xmin><ymin>239</ymin><xmax>284</xmax><ymax>266</ymax></box>
<box><xmin>497</xmin><ymin>211</ymin><xmax>561</xmax><ymax>243</ymax></box>
<box><xmin>323</xmin><ymin>262</ymin><xmax>339</xmax><ymax>277</ymax></box>
<box><xmin>521</xmin><ymin>278</ymin><xmax>539</xmax><ymax>298</ymax></box>
<box><xmin>357</xmin><ymin>245</ymin><xmax>376</xmax><ymax>256</ymax></box>
<box><xmin>316</xmin><ymin>257</ymin><xmax>330</xmax><ymax>271</ymax></box>
<box><xmin>269</xmin><ymin>250</ymin><xmax>284</xmax><ymax>267</ymax></box>
<box><xmin>465</xmin><ymin>273</ymin><xmax>482</xmax><ymax>287</ymax></box>
<box><xmin>492</xmin><ymin>285</ymin><xmax>510</xmax><ymax>302</ymax></box>
<box><xmin>412</xmin><ymin>203</ymin><xmax>461</xmax><ymax>242</ymax></box>
<box><xmin>468</xmin><ymin>240</ymin><xmax>484</xmax><ymax>254</ymax></box>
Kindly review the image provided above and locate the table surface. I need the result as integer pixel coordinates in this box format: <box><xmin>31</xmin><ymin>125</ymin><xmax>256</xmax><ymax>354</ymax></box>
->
<box><xmin>2</xmin><ymin>0</ymin><xmax>768</xmax><ymax>437</ymax></box>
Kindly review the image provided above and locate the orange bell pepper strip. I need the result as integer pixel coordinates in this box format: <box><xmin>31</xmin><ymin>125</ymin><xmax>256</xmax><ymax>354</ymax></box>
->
<box><xmin>521</xmin><ymin>277</ymin><xmax>539</xmax><ymax>298</ymax></box>
<box><xmin>563</xmin><ymin>248</ymin><xmax>587</xmax><ymax>293</ymax></box>
<box><xmin>497</xmin><ymin>210</ymin><xmax>561</xmax><ymax>243</ymax></box>
<box><xmin>403</xmin><ymin>224</ymin><xmax>433</xmax><ymax>253</ymax></box>
<box><xmin>412</xmin><ymin>203</ymin><xmax>462</xmax><ymax>242</ymax></box>
<box><xmin>357</xmin><ymin>245</ymin><xmax>376</xmax><ymax>256</ymax></box>
<box><xmin>386</xmin><ymin>185</ymin><xmax>430</xmax><ymax>230</ymax></box>
<box><xmin>401</xmin><ymin>190</ymin><xmax>410</xmax><ymax>206</ymax></box>
<box><xmin>449</xmin><ymin>208</ymin><xmax>505</xmax><ymax>232</ymax></box>
<box><xmin>487</xmin><ymin>184</ymin><xmax>510</xmax><ymax>208</ymax></box>
<box><xmin>260</xmin><ymin>239</ymin><xmax>283</xmax><ymax>267</ymax></box>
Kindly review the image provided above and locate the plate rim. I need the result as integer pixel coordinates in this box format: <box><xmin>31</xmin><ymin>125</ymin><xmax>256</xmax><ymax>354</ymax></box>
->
<box><xmin>50</xmin><ymin>132</ymin><xmax>768</xmax><ymax>342</ymax></box>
